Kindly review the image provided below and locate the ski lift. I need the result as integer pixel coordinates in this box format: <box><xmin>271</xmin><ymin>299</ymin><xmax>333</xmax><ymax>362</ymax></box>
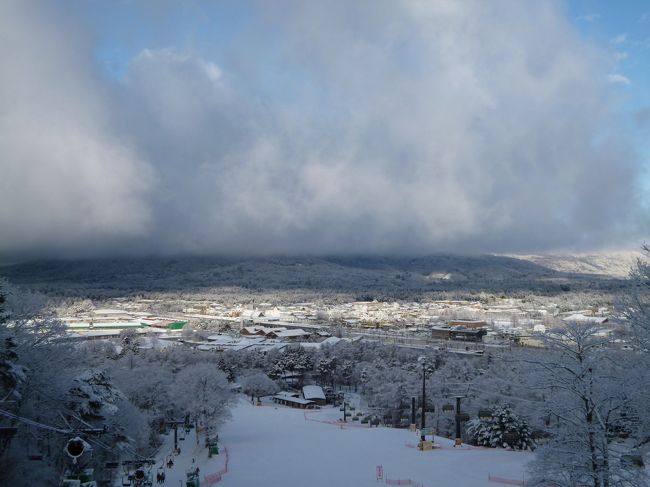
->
<box><xmin>100</xmin><ymin>469</ymin><xmax>113</xmax><ymax>485</ymax></box>
<box><xmin>132</xmin><ymin>465</ymin><xmax>154</xmax><ymax>487</ymax></box>
<box><xmin>442</xmin><ymin>403</ymin><xmax>455</xmax><ymax>413</ymax></box>
<box><xmin>186</xmin><ymin>467</ymin><xmax>200</xmax><ymax>487</ymax></box>
<box><xmin>27</xmin><ymin>437</ymin><xmax>44</xmax><ymax>461</ymax></box>
<box><xmin>0</xmin><ymin>426</ymin><xmax>17</xmax><ymax>439</ymax></box>
<box><xmin>478</xmin><ymin>409</ymin><xmax>493</xmax><ymax>420</ymax></box>
<box><xmin>62</xmin><ymin>468</ymin><xmax>95</xmax><ymax>486</ymax></box>
<box><xmin>121</xmin><ymin>460</ymin><xmax>133</xmax><ymax>486</ymax></box>
<box><xmin>456</xmin><ymin>412</ymin><xmax>470</xmax><ymax>422</ymax></box>
<box><xmin>64</xmin><ymin>437</ymin><xmax>89</xmax><ymax>463</ymax></box>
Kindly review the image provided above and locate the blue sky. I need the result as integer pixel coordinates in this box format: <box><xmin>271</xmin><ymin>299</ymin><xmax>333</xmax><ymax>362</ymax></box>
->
<box><xmin>568</xmin><ymin>0</ymin><xmax>650</xmax><ymax>201</ymax></box>
<box><xmin>81</xmin><ymin>2</ymin><xmax>650</xmax><ymax>104</ymax></box>
<box><xmin>2</xmin><ymin>0</ymin><xmax>650</xmax><ymax>258</ymax></box>
<box><xmin>569</xmin><ymin>0</ymin><xmax>650</xmax><ymax>103</ymax></box>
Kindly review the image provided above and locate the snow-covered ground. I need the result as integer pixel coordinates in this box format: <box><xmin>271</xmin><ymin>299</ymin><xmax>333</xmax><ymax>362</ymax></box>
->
<box><xmin>157</xmin><ymin>396</ymin><xmax>532</xmax><ymax>487</ymax></box>
<box><xmin>114</xmin><ymin>424</ymin><xmax>226</xmax><ymax>487</ymax></box>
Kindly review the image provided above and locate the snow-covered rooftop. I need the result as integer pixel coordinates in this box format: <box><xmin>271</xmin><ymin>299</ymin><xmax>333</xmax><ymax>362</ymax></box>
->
<box><xmin>302</xmin><ymin>385</ymin><xmax>326</xmax><ymax>401</ymax></box>
<box><xmin>562</xmin><ymin>314</ymin><xmax>608</xmax><ymax>324</ymax></box>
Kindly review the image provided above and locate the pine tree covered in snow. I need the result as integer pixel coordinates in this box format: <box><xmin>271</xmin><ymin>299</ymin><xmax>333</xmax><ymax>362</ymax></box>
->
<box><xmin>317</xmin><ymin>356</ymin><xmax>337</xmax><ymax>387</ymax></box>
<box><xmin>269</xmin><ymin>347</ymin><xmax>314</xmax><ymax>381</ymax></box>
<box><xmin>217</xmin><ymin>356</ymin><xmax>236</xmax><ymax>382</ymax></box>
<box><xmin>467</xmin><ymin>406</ymin><xmax>535</xmax><ymax>450</ymax></box>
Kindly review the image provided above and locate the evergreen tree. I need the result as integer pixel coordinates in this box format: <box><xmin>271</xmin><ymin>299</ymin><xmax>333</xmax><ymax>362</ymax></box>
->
<box><xmin>467</xmin><ymin>405</ymin><xmax>535</xmax><ymax>450</ymax></box>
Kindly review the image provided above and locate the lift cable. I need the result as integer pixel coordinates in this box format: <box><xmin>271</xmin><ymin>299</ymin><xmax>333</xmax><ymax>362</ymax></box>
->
<box><xmin>0</xmin><ymin>408</ymin><xmax>71</xmax><ymax>434</ymax></box>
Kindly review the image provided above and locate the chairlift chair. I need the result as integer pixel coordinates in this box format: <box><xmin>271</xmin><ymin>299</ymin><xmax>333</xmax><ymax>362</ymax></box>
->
<box><xmin>0</xmin><ymin>426</ymin><xmax>18</xmax><ymax>439</ymax></box>
<box><xmin>478</xmin><ymin>409</ymin><xmax>493</xmax><ymax>420</ymax></box>
<box><xmin>27</xmin><ymin>437</ymin><xmax>44</xmax><ymax>461</ymax></box>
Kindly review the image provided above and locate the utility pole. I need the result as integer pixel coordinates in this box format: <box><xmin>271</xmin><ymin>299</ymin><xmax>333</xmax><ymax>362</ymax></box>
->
<box><xmin>166</xmin><ymin>420</ymin><xmax>186</xmax><ymax>451</ymax></box>
<box><xmin>420</xmin><ymin>360</ymin><xmax>426</xmax><ymax>442</ymax></box>
<box><xmin>453</xmin><ymin>395</ymin><xmax>469</xmax><ymax>447</ymax></box>
<box><xmin>410</xmin><ymin>396</ymin><xmax>416</xmax><ymax>432</ymax></box>
<box><xmin>417</xmin><ymin>356</ymin><xmax>432</xmax><ymax>450</ymax></box>
<box><xmin>455</xmin><ymin>396</ymin><xmax>462</xmax><ymax>446</ymax></box>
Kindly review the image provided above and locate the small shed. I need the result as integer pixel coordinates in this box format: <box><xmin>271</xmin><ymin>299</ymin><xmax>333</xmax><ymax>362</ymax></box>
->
<box><xmin>272</xmin><ymin>392</ymin><xmax>317</xmax><ymax>409</ymax></box>
<box><xmin>302</xmin><ymin>385</ymin><xmax>327</xmax><ymax>406</ymax></box>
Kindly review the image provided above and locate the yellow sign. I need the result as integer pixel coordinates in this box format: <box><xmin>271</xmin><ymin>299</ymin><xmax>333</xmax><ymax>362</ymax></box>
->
<box><xmin>418</xmin><ymin>441</ymin><xmax>433</xmax><ymax>451</ymax></box>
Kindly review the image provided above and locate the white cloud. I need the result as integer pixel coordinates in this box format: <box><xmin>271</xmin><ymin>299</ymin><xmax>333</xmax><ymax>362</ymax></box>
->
<box><xmin>607</xmin><ymin>73</ymin><xmax>631</xmax><ymax>85</ymax></box>
<box><xmin>577</xmin><ymin>13</ymin><xmax>600</xmax><ymax>23</ymax></box>
<box><xmin>0</xmin><ymin>0</ymin><xmax>643</xmax><ymax>257</ymax></box>
<box><xmin>610</xmin><ymin>34</ymin><xmax>627</xmax><ymax>45</ymax></box>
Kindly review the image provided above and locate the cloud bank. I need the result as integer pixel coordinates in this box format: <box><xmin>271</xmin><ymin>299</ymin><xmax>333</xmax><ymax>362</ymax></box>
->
<box><xmin>0</xmin><ymin>0</ymin><xmax>644</xmax><ymax>259</ymax></box>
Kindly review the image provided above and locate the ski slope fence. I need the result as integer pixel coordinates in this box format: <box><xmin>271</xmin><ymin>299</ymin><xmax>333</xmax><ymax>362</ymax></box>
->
<box><xmin>487</xmin><ymin>474</ymin><xmax>526</xmax><ymax>486</ymax></box>
<box><xmin>303</xmin><ymin>410</ymin><xmax>368</xmax><ymax>428</ymax></box>
<box><xmin>385</xmin><ymin>478</ymin><xmax>422</xmax><ymax>487</ymax></box>
<box><xmin>201</xmin><ymin>448</ymin><xmax>229</xmax><ymax>486</ymax></box>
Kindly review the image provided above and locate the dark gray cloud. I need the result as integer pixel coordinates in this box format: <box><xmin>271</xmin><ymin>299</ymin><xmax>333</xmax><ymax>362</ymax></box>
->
<box><xmin>0</xmin><ymin>0</ymin><xmax>644</xmax><ymax>259</ymax></box>
<box><xmin>0</xmin><ymin>1</ymin><xmax>153</xmax><ymax>258</ymax></box>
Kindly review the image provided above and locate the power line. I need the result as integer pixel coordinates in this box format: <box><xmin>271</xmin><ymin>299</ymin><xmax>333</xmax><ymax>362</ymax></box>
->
<box><xmin>0</xmin><ymin>408</ymin><xmax>71</xmax><ymax>434</ymax></box>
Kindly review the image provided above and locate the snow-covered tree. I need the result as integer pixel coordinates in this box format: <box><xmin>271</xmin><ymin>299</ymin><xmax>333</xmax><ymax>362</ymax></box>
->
<box><xmin>523</xmin><ymin>324</ymin><xmax>647</xmax><ymax>487</ymax></box>
<box><xmin>0</xmin><ymin>333</ymin><xmax>24</xmax><ymax>402</ymax></box>
<box><xmin>359</xmin><ymin>367</ymin><xmax>369</xmax><ymax>393</ymax></box>
<box><xmin>269</xmin><ymin>347</ymin><xmax>314</xmax><ymax>385</ymax></box>
<box><xmin>621</xmin><ymin>244</ymin><xmax>650</xmax><ymax>349</ymax></box>
<box><xmin>316</xmin><ymin>357</ymin><xmax>337</xmax><ymax>387</ymax></box>
<box><xmin>0</xmin><ymin>281</ymin><xmax>161</xmax><ymax>484</ymax></box>
<box><xmin>217</xmin><ymin>357</ymin><xmax>236</xmax><ymax>382</ymax></box>
<box><xmin>336</xmin><ymin>359</ymin><xmax>355</xmax><ymax>387</ymax></box>
<box><xmin>111</xmin><ymin>363</ymin><xmax>174</xmax><ymax>414</ymax></box>
<box><xmin>241</xmin><ymin>373</ymin><xmax>279</xmax><ymax>401</ymax></box>
<box><xmin>118</xmin><ymin>329</ymin><xmax>142</xmax><ymax>370</ymax></box>
<box><xmin>0</xmin><ymin>281</ymin><xmax>88</xmax><ymax>483</ymax></box>
<box><xmin>172</xmin><ymin>364</ymin><xmax>234</xmax><ymax>436</ymax></box>
<box><xmin>467</xmin><ymin>405</ymin><xmax>534</xmax><ymax>450</ymax></box>
<box><xmin>67</xmin><ymin>369</ymin><xmax>124</xmax><ymax>420</ymax></box>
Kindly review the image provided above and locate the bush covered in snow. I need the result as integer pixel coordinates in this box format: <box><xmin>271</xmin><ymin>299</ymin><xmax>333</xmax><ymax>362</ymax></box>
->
<box><xmin>466</xmin><ymin>406</ymin><xmax>534</xmax><ymax>450</ymax></box>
